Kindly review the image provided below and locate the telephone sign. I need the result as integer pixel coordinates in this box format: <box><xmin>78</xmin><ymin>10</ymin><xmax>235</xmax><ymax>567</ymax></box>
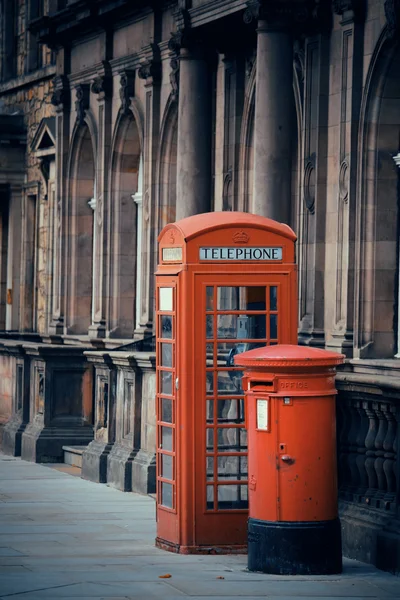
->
<box><xmin>155</xmin><ymin>212</ymin><xmax>297</xmax><ymax>554</ymax></box>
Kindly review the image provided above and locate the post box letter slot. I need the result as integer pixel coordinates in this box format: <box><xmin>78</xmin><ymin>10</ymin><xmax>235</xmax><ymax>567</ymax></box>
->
<box><xmin>250</xmin><ymin>379</ymin><xmax>275</xmax><ymax>392</ymax></box>
<box><xmin>256</xmin><ymin>398</ymin><xmax>269</xmax><ymax>431</ymax></box>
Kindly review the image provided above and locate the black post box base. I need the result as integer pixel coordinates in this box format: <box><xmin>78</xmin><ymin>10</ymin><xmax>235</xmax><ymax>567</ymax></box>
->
<box><xmin>248</xmin><ymin>517</ymin><xmax>342</xmax><ymax>575</ymax></box>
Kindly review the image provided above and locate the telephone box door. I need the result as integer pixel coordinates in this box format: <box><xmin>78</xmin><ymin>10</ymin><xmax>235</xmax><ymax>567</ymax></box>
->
<box><xmin>193</xmin><ymin>273</ymin><xmax>295</xmax><ymax>546</ymax></box>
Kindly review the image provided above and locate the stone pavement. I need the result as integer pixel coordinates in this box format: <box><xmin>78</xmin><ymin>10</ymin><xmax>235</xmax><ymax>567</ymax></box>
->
<box><xmin>0</xmin><ymin>453</ymin><xmax>399</xmax><ymax>600</ymax></box>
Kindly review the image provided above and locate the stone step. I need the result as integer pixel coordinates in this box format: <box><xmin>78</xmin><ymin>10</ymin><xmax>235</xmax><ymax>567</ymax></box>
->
<box><xmin>62</xmin><ymin>445</ymin><xmax>87</xmax><ymax>468</ymax></box>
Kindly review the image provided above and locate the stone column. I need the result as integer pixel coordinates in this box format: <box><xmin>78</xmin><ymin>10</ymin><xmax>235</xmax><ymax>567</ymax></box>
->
<box><xmin>252</xmin><ymin>21</ymin><xmax>292</xmax><ymax>222</ymax></box>
<box><xmin>176</xmin><ymin>45</ymin><xmax>212</xmax><ymax>219</ymax></box>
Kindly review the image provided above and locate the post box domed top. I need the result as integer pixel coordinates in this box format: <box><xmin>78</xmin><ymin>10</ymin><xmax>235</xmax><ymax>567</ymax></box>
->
<box><xmin>158</xmin><ymin>212</ymin><xmax>296</xmax><ymax>242</ymax></box>
<box><xmin>234</xmin><ymin>344</ymin><xmax>345</xmax><ymax>369</ymax></box>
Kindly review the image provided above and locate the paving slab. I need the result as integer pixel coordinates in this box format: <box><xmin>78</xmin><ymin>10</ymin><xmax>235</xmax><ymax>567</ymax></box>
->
<box><xmin>0</xmin><ymin>453</ymin><xmax>399</xmax><ymax>599</ymax></box>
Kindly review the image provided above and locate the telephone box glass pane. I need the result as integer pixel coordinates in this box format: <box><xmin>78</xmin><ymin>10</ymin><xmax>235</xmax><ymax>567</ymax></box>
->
<box><xmin>159</xmin><ymin>287</ymin><xmax>173</xmax><ymax>312</ymax></box>
<box><xmin>270</xmin><ymin>314</ymin><xmax>278</xmax><ymax>339</ymax></box>
<box><xmin>270</xmin><ymin>286</ymin><xmax>277</xmax><ymax>311</ymax></box>
<box><xmin>217</xmin><ymin>456</ymin><xmax>248</xmax><ymax>480</ymax></box>
<box><xmin>206</xmin><ymin>287</ymin><xmax>214</xmax><ymax>311</ymax></box>
<box><xmin>217</xmin><ymin>428</ymin><xmax>247</xmax><ymax>453</ymax></box>
<box><xmin>217</xmin><ymin>315</ymin><xmax>266</xmax><ymax>339</ymax></box>
<box><xmin>206</xmin><ymin>371</ymin><xmax>214</xmax><ymax>394</ymax></box>
<box><xmin>161</xmin><ymin>371</ymin><xmax>173</xmax><ymax>396</ymax></box>
<box><xmin>161</xmin><ymin>398</ymin><xmax>172</xmax><ymax>423</ymax></box>
<box><xmin>206</xmin><ymin>485</ymin><xmax>214</xmax><ymax>510</ymax></box>
<box><xmin>161</xmin><ymin>343</ymin><xmax>173</xmax><ymax>367</ymax></box>
<box><xmin>217</xmin><ymin>371</ymin><xmax>242</xmax><ymax>395</ymax></box>
<box><xmin>161</xmin><ymin>454</ymin><xmax>173</xmax><ymax>480</ymax></box>
<box><xmin>161</xmin><ymin>427</ymin><xmax>173</xmax><ymax>451</ymax></box>
<box><xmin>217</xmin><ymin>399</ymin><xmax>244</xmax><ymax>424</ymax></box>
<box><xmin>161</xmin><ymin>482</ymin><xmax>173</xmax><ymax>508</ymax></box>
<box><xmin>217</xmin><ymin>485</ymin><xmax>248</xmax><ymax>509</ymax></box>
<box><xmin>217</xmin><ymin>287</ymin><xmax>266</xmax><ymax>311</ymax></box>
<box><xmin>206</xmin><ymin>428</ymin><xmax>214</xmax><ymax>451</ymax></box>
<box><xmin>206</xmin><ymin>457</ymin><xmax>214</xmax><ymax>480</ymax></box>
<box><xmin>160</xmin><ymin>316</ymin><xmax>173</xmax><ymax>339</ymax></box>
<box><xmin>206</xmin><ymin>400</ymin><xmax>214</xmax><ymax>423</ymax></box>
<box><xmin>206</xmin><ymin>315</ymin><xmax>214</xmax><ymax>338</ymax></box>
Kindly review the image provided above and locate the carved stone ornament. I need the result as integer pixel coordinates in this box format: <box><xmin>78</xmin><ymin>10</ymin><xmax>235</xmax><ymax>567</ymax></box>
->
<box><xmin>170</xmin><ymin>57</ymin><xmax>180</xmax><ymax>100</ymax></box>
<box><xmin>304</xmin><ymin>160</ymin><xmax>316</xmax><ymax>214</ymax></box>
<box><xmin>119</xmin><ymin>70</ymin><xmax>135</xmax><ymax>115</ymax></box>
<box><xmin>75</xmin><ymin>84</ymin><xmax>90</xmax><ymax>126</ymax></box>
<box><xmin>138</xmin><ymin>60</ymin><xmax>161</xmax><ymax>83</ymax></box>
<box><xmin>91</xmin><ymin>75</ymin><xmax>112</xmax><ymax>100</ymax></box>
<box><xmin>339</xmin><ymin>160</ymin><xmax>349</xmax><ymax>203</ymax></box>
<box><xmin>51</xmin><ymin>75</ymin><xmax>70</xmax><ymax>110</ymax></box>
<box><xmin>384</xmin><ymin>0</ymin><xmax>400</xmax><ymax>39</ymax></box>
<box><xmin>243</xmin><ymin>0</ymin><xmax>312</xmax><ymax>27</ymax></box>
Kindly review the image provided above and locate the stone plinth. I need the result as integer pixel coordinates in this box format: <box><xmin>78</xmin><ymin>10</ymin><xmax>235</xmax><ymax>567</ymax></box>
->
<box><xmin>20</xmin><ymin>344</ymin><xmax>94</xmax><ymax>463</ymax></box>
<box><xmin>81</xmin><ymin>352</ymin><xmax>115</xmax><ymax>484</ymax></box>
<box><xmin>82</xmin><ymin>349</ymin><xmax>156</xmax><ymax>493</ymax></box>
<box><xmin>1</xmin><ymin>341</ymin><xmax>28</xmax><ymax>456</ymax></box>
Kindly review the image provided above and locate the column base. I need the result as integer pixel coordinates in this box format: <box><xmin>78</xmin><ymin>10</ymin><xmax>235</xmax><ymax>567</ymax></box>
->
<box><xmin>81</xmin><ymin>439</ymin><xmax>113</xmax><ymax>483</ymax></box>
<box><xmin>248</xmin><ymin>517</ymin><xmax>342</xmax><ymax>575</ymax></box>
<box><xmin>131</xmin><ymin>449</ymin><xmax>156</xmax><ymax>495</ymax></box>
<box><xmin>48</xmin><ymin>318</ymin><xmax>64</xmax><ymax>336</ymax></box>
<box><xmin>21</xmin><ymin>424</ymin><xmax>94</xmax><ymax>463</ymax></box>
<box><xmin>2</xmin><ymin>413</ymin><xmax>27</xmax><ymax>456</ymax></box>
<box><xmin>106</xmin><ymin>443</ymin><xmax>137</xmax><ymax>492</ymax></box>
<box><xmin>88</xmin><ymin>322</ymin><xmax>106</xmax><ymax>339</ymax></box>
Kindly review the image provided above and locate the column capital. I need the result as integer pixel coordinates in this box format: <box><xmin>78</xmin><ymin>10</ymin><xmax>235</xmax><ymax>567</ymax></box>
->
<box><xmin>244</xmin><ymin>0</ymin><xmax>326</xmax><ymax>32</ymax></box>
<box><xmin>333</xmin><ymin>1</ymin><xmax>365</xmax><ymax>24</ymax></box>
<box><xmin>51</xmin><ymin>75</ymin><xmax>70</xmax><ymax>113</ymax></box>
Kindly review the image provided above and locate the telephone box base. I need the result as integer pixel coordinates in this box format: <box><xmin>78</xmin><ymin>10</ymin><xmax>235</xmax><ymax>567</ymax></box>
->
<box><xmin>156</xmin><ymin>537</ymin><xmax>247</xmax><ymax>555</ymax></box>
<box><xmin>248</xmin><ymin>517</ymin><xmax>342</xmax><ymax>575</ymax></box>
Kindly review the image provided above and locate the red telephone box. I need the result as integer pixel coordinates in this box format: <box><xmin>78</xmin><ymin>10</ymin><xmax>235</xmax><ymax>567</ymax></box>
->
<box><xmin>155</xmin><ymin>212</ymin><xmax>297</xmax><ymax>553</ymax></box>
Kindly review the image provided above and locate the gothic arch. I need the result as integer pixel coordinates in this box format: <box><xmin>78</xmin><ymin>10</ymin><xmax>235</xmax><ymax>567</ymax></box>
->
<box><xmin>107</xmin><ymin>108</ymin><xmax>142</xmax><ymax>337</ymax></box>
<box><xmin>237</xmin><ymin>62</ymin><xmax>256</xmax><ymax>212</ymax></box>
<box><xmin>354</xmin><ymin>28</ymin><xmax>400</xmax><ymax>357</ymax></box>
<box><xmin>65</xmin><ymin>115</ymin><xmax>97</xmax><ymax>334</ymax></box>
<box><xmin>156</xmin><ymin>95</ymin><xmax>178</xmax><ymax>233</ymax></box>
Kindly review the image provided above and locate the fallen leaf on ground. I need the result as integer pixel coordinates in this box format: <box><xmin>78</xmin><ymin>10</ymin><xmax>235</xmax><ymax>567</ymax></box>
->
<box><xmin>159</xmin><ymin>574</ymin><xmax>172</xmax><ymax>578</ymax></box>
<box><xmin>216</xmin><ymin>576</ymin><xmax>225</xmax><ymax>579</ymax></box>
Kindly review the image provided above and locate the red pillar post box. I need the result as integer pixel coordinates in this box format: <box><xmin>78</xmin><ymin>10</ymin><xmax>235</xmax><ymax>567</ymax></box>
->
<box><xmin>234</xmin><ymin>344</ymin><xmax>344</xmax><ymax>575</ymax></box>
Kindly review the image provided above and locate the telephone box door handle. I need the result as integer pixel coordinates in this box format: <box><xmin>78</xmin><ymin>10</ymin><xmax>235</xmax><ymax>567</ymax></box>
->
<box><xmin>281</xmin><ymin>454</ymin><xmax>293</xmax><ymax>462</ymax></box>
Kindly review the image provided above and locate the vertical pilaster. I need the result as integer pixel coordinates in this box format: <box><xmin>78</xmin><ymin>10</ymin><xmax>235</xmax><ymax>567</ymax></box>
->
<box><xmin>49</xmin><ymin>75</ymin><xmax>70</xmax><ymax>336</ymax></box>
<box><xmin>88</xmin><ymin>71</ymin><xmax>112</xmax><ymax>339</ymax></box>
<box><xmin>135</xmin><ymin>51</ymin><xmax>161</xmax><ymax>338</ymax></box>
<box><xmin>326</xmin><ymin>3</ymin><xmax>363</xmax><ymax>356</ymax></box>
<box><xmin>6</xmin><ymin>185</ymin><xmax>22</xmax><ymax>331</ymax></box>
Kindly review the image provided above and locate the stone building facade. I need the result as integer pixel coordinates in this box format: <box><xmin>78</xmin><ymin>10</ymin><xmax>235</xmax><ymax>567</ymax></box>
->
<box><xmin>0</xmin><ymin>0</ymin><xmax>400</xmax><ymax>572</ymax></box>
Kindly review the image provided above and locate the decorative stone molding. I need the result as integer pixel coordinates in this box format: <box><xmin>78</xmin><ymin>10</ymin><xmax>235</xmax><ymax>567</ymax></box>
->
<box><xmin>244</xmin><ymin>0</ymin><xmax>311</xmax><ymax>26</ymax></box>
<box><xmin>51</xmin><ymin>75</ymin><xmax>70</xmax><ymax>111</ymax></box>
<box><xmin>304</xmin><ymin>159</ymin><xmax>316</xmax><ymax>214</ymax></box>
<box><xmin>169</xmin><ymin>57</ymin><xmax>180</xmax><ymax>101</ymax></box>
<box><xmin>137</xmin><ymin>45</ymin><xmax>161</xmax><ymax>85</ymax></box>
<box><xmin>339</xmin><ymin>160</ymin><xmax>349</xmax><ymax>202</ymax></box>
<box><xmin>385</xmin><ymin>0</ymin><xmax>400</xmax><ymax>39</ymax></box>
<box><xmin>393</xmin><ymin>151</ymin><xmax>400</xmax><ymax>169</ymax></box>
<box><xmin>333</xmin><ymin>0</ymin><xmax>364</xmax><ymax>24</ymax></box>
<box><xmin>119</xmin><ymin>70</ymin><xmax>135</xmax><ymax>115</ymax></box>
<box><xmin>75</xmin><ymin>84</ymin><xmax>90</xmax><ymax>126</ymax></box>
<box><xmin>91</xmin><ymin>75</ymin><xmax>112</xmax><ymax>101</ymax></box>
<box><xmin>243</xmin><ymin>0</ymin><xmax>330</xmax><ymax>32</ymax></box>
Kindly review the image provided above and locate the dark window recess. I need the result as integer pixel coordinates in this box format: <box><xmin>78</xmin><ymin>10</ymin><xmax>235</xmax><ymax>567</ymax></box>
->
<box><xmin>1</xmin><ymin>0</ymin><xmax>18</xmax><ymax>81</ymax></box>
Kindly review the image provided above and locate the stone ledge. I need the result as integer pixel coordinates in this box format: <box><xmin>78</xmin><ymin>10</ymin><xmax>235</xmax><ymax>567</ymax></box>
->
<box><xmin>0</xmin><ymin>66</ymin><xmax>56</xmax><ymax>95</ymax></box>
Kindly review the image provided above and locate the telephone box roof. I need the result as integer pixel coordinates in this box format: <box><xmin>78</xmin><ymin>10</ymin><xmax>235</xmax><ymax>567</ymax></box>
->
<box><xmin>158</xmin><ymin>212</ymin><xmax>296</xmax><ymax>243</ymax></box>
